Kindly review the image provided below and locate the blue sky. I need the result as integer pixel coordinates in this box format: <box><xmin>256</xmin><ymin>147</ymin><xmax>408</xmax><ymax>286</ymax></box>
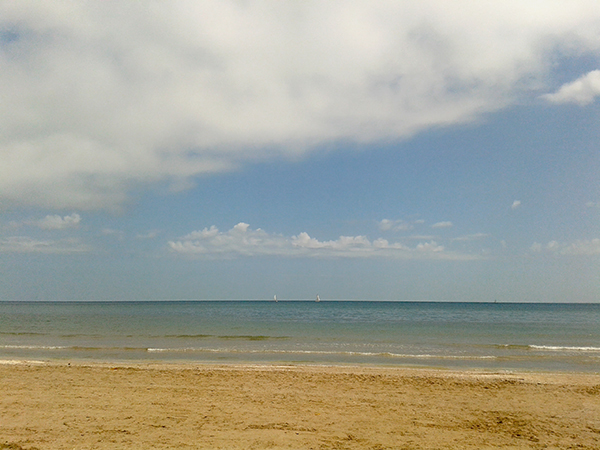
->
<box><xmin>0</xmin><ymin>2</ymin><xmax>598</xmax><ymax>301</ymax></box>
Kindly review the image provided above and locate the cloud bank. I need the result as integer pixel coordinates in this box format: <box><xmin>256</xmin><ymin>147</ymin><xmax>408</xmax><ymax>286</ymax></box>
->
<box><xmin>168</xmin><ymin>223</ymin><xmax>477</xmax><ymax>260</ymax></box>
<box><xmin>2</xmin><ymin>1</ymin><xmax>600</xmax><ymax>209</ymax></box>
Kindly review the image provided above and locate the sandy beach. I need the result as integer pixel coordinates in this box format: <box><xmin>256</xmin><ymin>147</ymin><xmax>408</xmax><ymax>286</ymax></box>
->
<box><xmin>1</xmin><ymin>362</ymin><xmax>599</xmax><ymax>450</ymax></box>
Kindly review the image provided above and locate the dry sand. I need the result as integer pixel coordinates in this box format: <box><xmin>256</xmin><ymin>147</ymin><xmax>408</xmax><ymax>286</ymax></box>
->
<box><xmin>1</xmin><ymin>361</ymin><xmax>599</xmax><ymax>449</ymax></box>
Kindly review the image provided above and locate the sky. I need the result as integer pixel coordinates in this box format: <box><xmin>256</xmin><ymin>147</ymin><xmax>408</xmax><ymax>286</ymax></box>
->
<box><xmin>0</xmin><ymin>1</ymin><xmax>599</xmax><ymax>302</ymax></box>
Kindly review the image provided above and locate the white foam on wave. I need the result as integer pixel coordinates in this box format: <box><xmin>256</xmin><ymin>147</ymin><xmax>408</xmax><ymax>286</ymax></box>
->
<box><xmin>0</xmin><ymin>359</ymin><xmax>47</xmax><ymax>365</ymax></box>
<box><xmin>0</xmin><ymin>345</ymin><xmax>67</xmax><ymax>350</ymax></box>
<box><xmin>529</xmin><ymin>345</ymin><xmax>600</xmax><ymax>352</ymax></box>
<box><xmin>146</xmin><ymin>347</ymin><xmax>496</xmax><ymax>360</ymax></box>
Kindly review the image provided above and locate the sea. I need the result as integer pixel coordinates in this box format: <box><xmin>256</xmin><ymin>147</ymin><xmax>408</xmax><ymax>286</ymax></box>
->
<box><xmin>1</xmin><ymin>301</ymin><xmax>599</xmax><ymax>372</ymax></box>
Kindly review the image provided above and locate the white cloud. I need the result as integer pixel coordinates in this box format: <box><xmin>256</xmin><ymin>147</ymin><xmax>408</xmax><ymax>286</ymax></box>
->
<box><xmin>542</xmin><ymin>70</ymin><xmax>600</xmax><ymax>105</ymax></box>
<box><xmin>168</xmin><ymin>223</ymin><xmax>478</xmax><ymax>260</ymax></box>
<box><xmin>2</xmin><ymin>2</ymin><xmax>600</xmax><ymax>209</ymax></box>
<box><xmin>406</xmin><ymin>235</ymin><xmax>438</xmax><ymax>240</ymax></box>
<box><xmin>0</xmin><ymin>236</ymin><xmax>91</xmax><ymax>253</ymax></box>
<box><xmin>432</xmin><ymin>221</ymin><xmax>453</xmax><ymax>228</ymax></box>
<box><xmin>561</xmin><ymin>239</ymin><xmax>600</xmax><ymax>256</ymax></box>
<box><xmin>378</xmin><ymin>219</ymin><xmax>413</xmax><ymax>232</ymax></box>
<box><xmin>530</xmin><ymin>242</ymin><xmax>543</xmax><ymax>252</ymax></box>
<box><xmin>452</xmin><ymin>233</ymin><xmax>489</xmax><ymax>242</ymax></box>
<box><xmin>416</xmin><ymin>241</ymin><xmax>444</xmax><ymax>252</ymax></box>
<box><xmin>511</xmin><ymin>200</ymin><xmax>521</xmax><ymax>210</ymax></box>
<box><xmin>378</xmin><ymin>219</ymin><xmax>394</xmax><ymax>231</ymax></box>
<box><xmin>530</xmin><ymin>238</ymin><xmax>600</xmax><ymax>256</ymax></box>
<box><xmin>170</xmin><ymin>223</ymin><xmax>288</xmax><ymax>258</ymax></box>
<box><xmin>36</xmin><ymin>213</ymin><xmax>81</xmax><ymax>230</ymax></box>
<box><xmin>136</xmin><ymin>230</ymin><xmax>160</xmax><ymax>239</ymax></box>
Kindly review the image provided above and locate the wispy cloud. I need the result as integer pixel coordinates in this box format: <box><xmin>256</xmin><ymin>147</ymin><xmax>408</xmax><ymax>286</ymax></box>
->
<box><xmin>511</xmin><ymin>200</ymin><xmax>521</xmax><ymax>210</ymax></box>
<box><xmin>452</xmin><ymin>233</ymin><xmax>489</xmax><ymax>242</ymax></box>
<box><xmin>405</xmin><ymin>235</ymin><xmax>438</xmax><ymax>240</ymax></box>
<box><xmin>35</xmin><ymin>213</ymin><xmax>81</xmax><ymax>230</ymax></box>
<box><xmin>168</xmin><ymin>223</ymin><xmax>479</xmax><ymax>260</ymax></box>
<box><xmin>2</xmin><ymin>2</ymin><xmax>600</xmax><ymax>209</ymax></box>
<box><xmin>0</xmin><ymin>236</ymin><xmax>91</xmax><ymax>254</ymax></box>
<box><xmin>530</xmin><ymin>239</ymin><xmax>600</xmax><ymax>256</ymax></box>
<box><xmin>101</xmin><ymin>228</ymin><xmax>125</xmax><ymax>240</ymax></box>
<box><xmin>136</xmin><ymin>230</ymin><xmax>160</xmax><ymax>240</ymax></box>
<box><xmin>542</xmin><ymin>70</ymin><xmax>600</xmax><ymax>106</ymax></box>
<box><xmin>562</xmin><ymin>239</ymin><xmax>600</xmax><ymax>256</ymax></box>
<box><xmin>431</xmin><ymin>221</ymin><xmax>453</xmax><ymax>229</ymax></box>
<box><xmin>378</xmin><ymin>219</ymin><xmax>413</xmax><ymax>232</ymax></box>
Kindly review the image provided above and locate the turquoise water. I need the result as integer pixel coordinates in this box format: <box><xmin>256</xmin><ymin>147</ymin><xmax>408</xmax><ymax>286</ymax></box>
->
<box><xmin>1</xmin><ymin>301</ymin><xmax>599</xmax><ymax>372</ymax></box>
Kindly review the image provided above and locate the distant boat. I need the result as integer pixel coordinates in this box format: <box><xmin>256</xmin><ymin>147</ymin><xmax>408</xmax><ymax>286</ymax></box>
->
<box><xmin>274</xmin><ymin>295</ymin><xmax>278</xmax><ymax>303</ymax></box>
<box><xmin>316</xmin><ymin>295</ymin><xmax>320</xmax><ymax>303</ymax></box>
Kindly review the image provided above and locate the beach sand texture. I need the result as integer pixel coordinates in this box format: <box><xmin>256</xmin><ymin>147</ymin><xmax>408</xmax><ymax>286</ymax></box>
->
<box><xmin>1</xmin><ymin>363</ymin><xmax>599</xmax><ymax>449</ymax></box>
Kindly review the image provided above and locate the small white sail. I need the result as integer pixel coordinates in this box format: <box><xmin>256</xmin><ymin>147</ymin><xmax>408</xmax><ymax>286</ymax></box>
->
<box><xmin>274</xmin><ymin>295</ymin><xmax>278</xmax><ymax>302</ymax></box>
<box><xmin>316</xmin><ymin>295</ymin><xmax>320</xmax><ymax>302</ymax></box>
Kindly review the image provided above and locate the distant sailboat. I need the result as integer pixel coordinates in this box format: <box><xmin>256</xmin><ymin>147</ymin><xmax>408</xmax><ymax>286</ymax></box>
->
<box><xmin>316</xmin><ymin>295</ymin><xmax>320</xmax><ymax>303</ymax></box>
<box><xmin>274</xmin><ymin>295</ymin><xmax>278</xmax><ymax>303</ymax></box>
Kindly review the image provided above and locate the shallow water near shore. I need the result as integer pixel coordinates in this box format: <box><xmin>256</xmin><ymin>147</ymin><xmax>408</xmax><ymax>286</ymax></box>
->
<box><xmin>1</xmin><ymin>301</ymin><xmax>599</xmax><ymax>372</ymax></box>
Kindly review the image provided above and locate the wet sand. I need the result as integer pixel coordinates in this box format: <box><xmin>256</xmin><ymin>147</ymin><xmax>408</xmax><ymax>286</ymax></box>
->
<box><xmin>1</xmin><ymin>361</ymin><xmax>599</xmax><ymax>449</ymax></box>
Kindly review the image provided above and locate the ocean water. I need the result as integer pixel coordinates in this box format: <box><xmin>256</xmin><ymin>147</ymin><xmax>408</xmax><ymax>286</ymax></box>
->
<box><xmin>1</xmin><ymin>301</ymin><xmax>599</xmax><ymax>372</ymax></box>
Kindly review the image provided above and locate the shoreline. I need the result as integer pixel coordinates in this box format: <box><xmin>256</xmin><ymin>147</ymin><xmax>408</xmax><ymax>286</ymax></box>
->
<box><xmin>2</xmin><ymin>357</ymin><xmax>600</xmax><ymax>388</ymax></box>
<box><xmin>1</xmin><ymin>355</ymin><xmax>599</xmax><ymax>370</ymax></box>
<box><xmin>2</xmin><ymin>360</ymin><xmax>599</xmax><ymax>449</ymax></box>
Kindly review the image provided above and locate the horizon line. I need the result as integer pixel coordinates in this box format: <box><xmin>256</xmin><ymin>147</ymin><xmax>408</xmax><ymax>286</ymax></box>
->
<box><xmin>0</xmin><ymin>299</ymin><xmax>598</xmax><ymax>304</ymax></box>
